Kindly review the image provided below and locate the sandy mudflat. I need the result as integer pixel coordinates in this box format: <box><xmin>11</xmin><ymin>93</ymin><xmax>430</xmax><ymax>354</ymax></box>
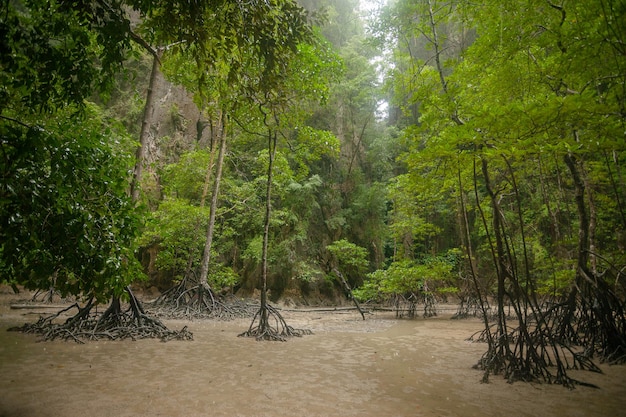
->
<box><xmin>0</xmin><ymin>289</ymin><xmax>624</xmax><ymax>417</ymax></box>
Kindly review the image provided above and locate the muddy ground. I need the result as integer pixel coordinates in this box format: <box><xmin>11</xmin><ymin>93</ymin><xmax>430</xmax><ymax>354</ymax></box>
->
<box><xmin>0</xmin><ymin>287</ymin><xmax>624</xmax><ymax>417</ymax></box>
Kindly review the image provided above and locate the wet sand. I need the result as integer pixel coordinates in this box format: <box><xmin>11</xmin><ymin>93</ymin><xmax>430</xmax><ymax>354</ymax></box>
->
<box><xmin>1</xmin><ymin>291</ymin><xmax>625</xmax><ymax>417</ymax></box>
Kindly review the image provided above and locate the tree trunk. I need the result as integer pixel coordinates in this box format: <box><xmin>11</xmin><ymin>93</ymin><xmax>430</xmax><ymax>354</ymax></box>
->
<box><xmin>562</xmin><ymin>152</ymin><xmax>626</xmax><ymax>359</ymax></box>
<box><xmin>260</xmin><ymin>129</ymin><xmax>277</xmax><ymax>325</ymax></box>
<box><xmin>583</xmin><ymin>168</ymin><xmax>598</xmax><ymax>275</ymax></box>
<box><xmin>457</xmin><ymin>163</ymin><xmax>491</xmax><ymax>334</ymax></box>
<box><xmin>130</xmin><ymin>49</ymin><xmax>162</xmax><ymax>203</ymax></box>
<box><xmin>180</xmin><ymin>129</ymin><xmax>218</xmax><ymax>282</ymax></box>
<box><xmin>480</xmin><ymin>158</ymin><xmax>510</xmax><ymax>359</ymax></box>
<box><xmin>238</xmin><ymin>120</ymin><xmax>311</xmax><ymax>340</ymax></box>
<box><xmin>537</xmin><ymin>155</ymin><xmax>561</xmax><ymax>248</ymax></box>
<box><xmin>564</xmin><ymin>153</ymin><xmax>590</xmax><ymax>272</ymax></box>
<box><xmin>426</xmin><ymin>0</ymin><xmax>464</xmax><ymax>125</ymax></box>
<box><xmin>199</xmin><ymin>111</ymin><xmax>228</xmax><ymax>286</ymax></box>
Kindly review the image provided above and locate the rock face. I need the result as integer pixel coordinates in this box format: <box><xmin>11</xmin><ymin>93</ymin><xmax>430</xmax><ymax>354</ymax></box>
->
<box><xmin>124</xmin><ymin>11</ymin><xmax>213</xmax><ymax>175</ymax></box>
<box><xmin>144</xmin><ymin>67</ymin><xmax>208</xmax><ymax>166</ymax></box>
<box><xmin>138</xmin><ymin>58</ymin><xmax>213</xmax><ymax>203</ymax></box>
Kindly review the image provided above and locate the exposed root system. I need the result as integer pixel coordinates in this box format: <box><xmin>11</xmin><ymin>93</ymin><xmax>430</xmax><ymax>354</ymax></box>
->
<box><xmin>148</xmin><ymin>279</ymin><xmax>256</xmax><ymax>320</ymax></box>
<box><xmin>239</xmin><ymin>304</ymin><xmax>312</xmax><ymax>341</ymax></box>
<box><xmin>468</xmin><ymin>303</ymin><xmax>605</xmax><ymax>388</ymax></box>
<box><xmin>452</xmin><ymin>296</ymin><xmax>486</xmax><ymax>319</ymax></box>
<box><xmin>390</xmin><ymin>293</ymin><xmax>438</xmax><ymax>318</ymax></box>
<box><xmin>30</xmin><ymin>287</ymin><xmax>72</xmax><ymax>304</ymax></box>
<box><xmin>9</xmin><ymin>294</ymin><xmax>193</xmax><ymax>343</ymax></box>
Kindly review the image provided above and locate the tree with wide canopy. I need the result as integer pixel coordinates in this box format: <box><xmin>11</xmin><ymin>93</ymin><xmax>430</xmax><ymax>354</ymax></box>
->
<box><xmin>1</xmin><ymin>0</ymin><xmax>324</xmax><ymax>341</ymax></box>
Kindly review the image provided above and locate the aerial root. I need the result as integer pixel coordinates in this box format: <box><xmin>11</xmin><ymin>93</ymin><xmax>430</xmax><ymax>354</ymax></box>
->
<box><xmin>239</xmin><ymin>304</ymin><xmax>312</xmax><ymax>341</ymax></box>
<box><xmin>9</xmin><ymin>299</ymin><xmax>193</xmax><ymax>343</ymax></box>
<box><xmin>468</xmin><ymin>317</ymin><xmax>602</xmax><ymax>388</ymax></box>
<box><xmin>452</xmin><ymin>296</ymin><xmax>486</xmax><ymax>319</ymax></box>
<box><xmin>30</xmin><ymin>287</ymin><xmax>70</xmax><ymax>304</ymax></box>
<box><xmin>149</xmin><ymin>281</ymin><xmax>255</xmax><ymax>320</ymax></box>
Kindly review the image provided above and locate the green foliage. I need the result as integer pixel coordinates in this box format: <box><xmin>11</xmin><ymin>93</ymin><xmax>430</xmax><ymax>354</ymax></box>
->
<box><xmin>293</xmin><ymin>260</ymin><xmax>323</xmax><ymax>283</ymax></box>
<box><xmin>326</xmin><ymin>239</ymin><xmax>369</xmax><ymax>284</ymax></box>
<box><xmin>94</xmin><ymin>51</ymin><xmax>152</xmax><ymax>137</ymax></box>
<box><xmin>0</xmin><ymin>1</ymin><xmax>155</xmax><ymax>301</ymax></box>
<box><xmin>537</xmin><ymin>268</ymin><xmax>576</xmax><ymax>298</ymax></box>
<box><xmin>160</xmin><ymin>150</ymin><xmax>213</xmax><ymax>202</ymax></box>
<box><xmin>1</xmin><ymin>0</ymin><xmax>337</xmax><ymax>302</ymax></box>
<box><xmin>242</xmin><ymin>236</ymin><xmax>264</xmax><ymax>265</ymax></box>
<box><xmin>0</xmin><ymin>105</ymin><xmax>143</xmax><ymax>301</ymax></box>
<box><xmin>292</xmin><ymin>38</ymin><xmax>344</xmax><ymax>103</ymax></box>
<box><xmin>140</xmin><ymin>198</ymin><xmax>209</xmax><ymax>282</ymax></box>
<box><xmin>289</xmin><ymin>127</ymin><xmax>340</xmax><ymax>179</ymax></box>
<box><xmin>372</xmin><ymin>0</ymin><xmax>626</xmax><ymax>312</ymax></box>
<box><xmin>0</xmin><ymin>0</ymin><xmax>132</xmax><ymax>114</ymax></box>
<box><xmin>146</xmin><ymin>0</ymin><xmax>321</xmax><ymax>110</ymax></box>
<box><xmin>207</xmin><ymin>264</ymin><xmax>240</xmax><ymax>291</ymax></box>
<box><xmin>354</xmin><ymin>251</ymin><xmax>460</xmax><ymax>302</ymax></box>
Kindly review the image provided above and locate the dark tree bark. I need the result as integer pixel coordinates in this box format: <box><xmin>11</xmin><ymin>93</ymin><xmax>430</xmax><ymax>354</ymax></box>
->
<box><xmin>560</xmin><ymin>153</ymin><xmax>626</xmax><ymax>364</ymax></box>
<box><xmin>470</xmin><ymin>156</ymin><xmax>603</xmax><ymax>387</ymax></box>
<box><xmin>454</xmin><ymin>162</ymin><xmax>492</xmax><ymax>326</ymax></box>
<box><xmin>11</xmin><ymin>287</ymin><xmax>193</xmax><ymax>342</ymax></box>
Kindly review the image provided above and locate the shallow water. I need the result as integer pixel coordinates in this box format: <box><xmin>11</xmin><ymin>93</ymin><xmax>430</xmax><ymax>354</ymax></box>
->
<box><xmin>0</xmin><ymin>300</ymin><xmax>625</xmax><ymax>417</ymax></box>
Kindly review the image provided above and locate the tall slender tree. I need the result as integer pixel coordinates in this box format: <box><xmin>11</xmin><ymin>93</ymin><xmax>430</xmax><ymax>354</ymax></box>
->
<box><xmin>239</xmin><ymin>36</ymin><xmax>342</xmax><ymax>340</ymax></box>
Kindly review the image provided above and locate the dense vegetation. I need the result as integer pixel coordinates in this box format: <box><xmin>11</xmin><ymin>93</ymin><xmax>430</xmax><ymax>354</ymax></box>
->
<box><xmin>373</xmin><ymin>0</ymin><xmax>626</xmax><ymax>386</ymax></box>
<box><xmin>1</xmin><ymin>0</ymin><xmax>625</xmax><ymax>384</ymax></box>
<box><xmin>1</xmin><ymin>0</ymin><xmax>321</xmax><ymax>340</ymax></box>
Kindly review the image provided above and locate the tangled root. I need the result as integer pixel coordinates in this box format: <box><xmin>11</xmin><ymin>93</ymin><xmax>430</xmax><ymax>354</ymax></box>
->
<box><xmin>239</xmin><ymin>304</ymin><xmax>312</xmax><ymax>341</ymax></box>
<box><xmin>10</xmin><ymin>295</ymin><xmax>193</xmax><ymax>343</ymax></box>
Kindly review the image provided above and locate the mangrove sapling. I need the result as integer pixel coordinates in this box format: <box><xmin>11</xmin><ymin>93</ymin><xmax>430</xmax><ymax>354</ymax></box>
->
<box><xmin>392</xmin><ymin>293</ymin><xmax>418</xmax><ymax>319</ymax></box>
<box><xmin>146</xmin><ymin>110</ymin><xmax>255</xmax><ymax>320</ymax></box>
<box><xmin>422</xmin><ymin>292</ymin><xmax>438</xmax><ymax>318</ymax></box>
<box><xmin>147</xmin><ymin>140</ymin><xmax>255</xmax><ymax>319</ymax></box>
